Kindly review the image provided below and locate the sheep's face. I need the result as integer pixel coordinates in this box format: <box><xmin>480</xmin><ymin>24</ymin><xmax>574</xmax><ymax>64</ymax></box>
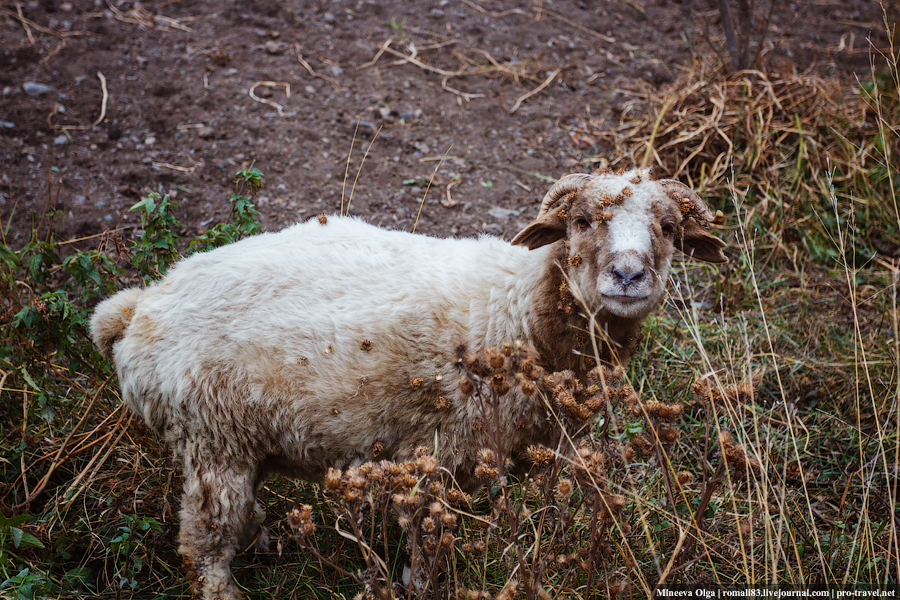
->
<box><xmin>512</xmin><ymin>168</ymin><xmax>727</xmax><ymax>320</ymax></box>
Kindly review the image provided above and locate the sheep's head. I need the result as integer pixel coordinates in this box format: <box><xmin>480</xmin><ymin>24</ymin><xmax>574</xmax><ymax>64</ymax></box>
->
<box><xmin>511</xmin><ymin>168</ymin><xmax>727</xmax><ymax>319</ymax></box>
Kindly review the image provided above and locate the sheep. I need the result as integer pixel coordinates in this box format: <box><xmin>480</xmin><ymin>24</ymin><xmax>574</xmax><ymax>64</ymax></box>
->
<box><xmin>90</xmin><ymin>167</ymin><xmax>726</xmax><ymax>600</ymax></box>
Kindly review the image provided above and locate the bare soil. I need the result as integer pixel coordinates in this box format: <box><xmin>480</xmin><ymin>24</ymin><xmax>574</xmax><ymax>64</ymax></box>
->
<box><xmin>0</xmin><ymin>0</ymin><xmax>890</xmax><ymax>244</ymax></box>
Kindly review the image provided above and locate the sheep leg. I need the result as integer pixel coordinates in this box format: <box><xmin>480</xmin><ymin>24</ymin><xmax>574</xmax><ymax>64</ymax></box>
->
<box><xmin>178</xmin><ymin>458</ymin><xmax>261</xmax><ymax>600</ymax></box>
<box><xmin>237</xmin><ymin>501</ymin><xmax>269</xmax><ymax>552</ymax></box>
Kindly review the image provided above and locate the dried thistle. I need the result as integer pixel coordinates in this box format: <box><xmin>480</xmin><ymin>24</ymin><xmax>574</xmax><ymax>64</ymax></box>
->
<box><xmin>359</xmin><ymin>339</ymin><xmax>373</xmax><ymax>351</ymax></box>
<box><xmin>486</xmin><ymin>347</ymin><xmax>504</xmax><ymax>369</ymax></box>
<box><xmin>693</xmin><ymin>371</ymin><xmax>762</xmax><ymax>407</ymax></box>
<box><xmin>719</xmin><ymin>430</ymin><xmax>760</xmax><ymax>472</ymax></box>
<box><xmin>371</xmin><ymin>440</ymin><xmax>385</xmax><ymax>456</ymax></box>
<box><xmin>526</xmin><ymin>444</ymin><xmax>555</xmax><ymax>464</ymax></box>
<box><xmin>324</xmin><ymin>468</ymin><xmax>342</xmax><ymax>490</ymax></box>
<box><xmin>317</xmin><ymin>213</ymin><xmax>328</xmax><ymax>224</ymax></box>
<box><xmin>490</xmin><ymin>373</ymin><xmax>510</xmax><ymax>395</ymax></box>
<box><xmin>555</xmin><ymin>478</ymin><xmax>574</xmax><ymax>498</ymax></box>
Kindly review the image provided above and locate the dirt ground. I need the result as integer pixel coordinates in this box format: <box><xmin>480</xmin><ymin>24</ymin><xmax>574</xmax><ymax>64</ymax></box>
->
<box><xmin>0</xmin><ymin>0</ymin><xmax>891</xmax><ymax>245</ymax></box>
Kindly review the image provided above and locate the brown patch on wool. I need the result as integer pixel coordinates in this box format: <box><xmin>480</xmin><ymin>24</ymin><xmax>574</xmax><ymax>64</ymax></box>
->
<box><xmin>316</xmin><ymin>213</ymin><xmax>328</xmax><ymax>224</ymax></box>
<box><xmin>529</xmin><ymin>244</ymin><xmax>643</xmax><ymax>374</ymax></box>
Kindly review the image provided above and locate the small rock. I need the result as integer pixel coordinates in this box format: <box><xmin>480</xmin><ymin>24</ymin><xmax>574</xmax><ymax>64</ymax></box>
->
<box><xmin>323</xmin><ymin>12</ymin><xmax>335</xmax><ymax>22</ymax></box>
<box><xmin>0</xmin><ymin>120</ymin><xmax>14</xmax><ymax>129</ymax></box>
<box><xmin>330</xmin><ymin>65</ymin><xmax>344</xmax><ymax>77</ymax></box>
<box><xmin>144</xmin><ymin>135</ymin><xmax>156</xmax><ymax>145</ymax></box>
<box><xmin>488</xmin><ymin>207</ymin><xmax>520</xmax><ymax>220</ymax></box>
<box><xmin>304</xmin><ymin>85</ymin><xmax>316</xmax><ymax>94</ymax></box>
<box><xmin>197</xmin><ymin>125</ymin><xmax>215</xmax><ymax>139</ymax></box>
<box><xmin>23</xmin><ymin>82</ymin><xmax>56</xmax><ymax>97</ymax></box>
<box><xmin>54</xmin><ymin>135</ymin><xmax>68</xmax><ymax>145</ymax></box>
<box><xmin>264</xmin><ymin>40</ymin><xmax>284</xmax><ymax>55</ymax></box>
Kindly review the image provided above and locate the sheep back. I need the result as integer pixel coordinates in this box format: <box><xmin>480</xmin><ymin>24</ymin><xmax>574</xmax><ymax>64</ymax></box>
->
<box><xmin>95</xmin><ymin>216</ymin><xmax>553</xmax><ymax>486</ymax></box>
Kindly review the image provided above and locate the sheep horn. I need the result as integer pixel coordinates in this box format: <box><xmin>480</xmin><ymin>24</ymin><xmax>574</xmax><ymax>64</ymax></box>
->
<box><xmin>656</xmin><ymin>179</ymin><xmax>722</xmax><ymax>226</ymax></box>
<box><xmin>536</xmin><ymin>173</ymin><xmax>595</xmax><ymax>217</ymax></box>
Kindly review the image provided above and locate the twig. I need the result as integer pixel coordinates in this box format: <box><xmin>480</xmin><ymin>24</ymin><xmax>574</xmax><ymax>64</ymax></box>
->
<box><xmin>718</xmin><ymin>0</ymin><xmax>740</xmax><ymax>71</ymax></box>
<box><xmin>248</xmin><ymin>81</ymin><xmax>294</xmax><ymax>117</ymax></box>
<box><xmin>420</xmin><ymin>154</ymin><xmax>555</xmax><ymax>182</ymax></box>
<box><xmin>361</xmin><ymin>39</ymin><xmax>485</xmax><ymax>101</ymax></box>
<box><xmin>13</xmin><ymin>375</ymin><xmax>114</xmax><ymax>508</ymax></box>
<box><xmin>152</xmin><ymin>161</ymin><xmax>196</xmax><ymax>173</ymax></box>
<box><xmin>441</xmin><ymin>176</ymin><xmax>462</xmax><ymax>207</ymax></box>
<box><xmin>344</xmin><ymin>124</ymin><xmax>383</xmax><ymax>217</ymax></box>
<box><xmin>412</xmin><ymin>146</ymin><xmax>451</xmax><ymax>233</ymax></box>
<box><xmin>51</xmin><ymin>72</ymin><xmax>108</xmax><ymax>131</ymax></box>
<box><xmin>653</xmin><ymin>527</ymin><xmax>689</xmax><ymax>594</ymax></box>
<box><xmin>508</xmin><ymin>67</ymin><xmax>561</xmax><ymax>113</ymax></box>
<box><xmin>341</xmin><ymin>122</ymin><xmax>359</xmax><ymax>217</ymax></box>
<box><xmin>295</xmin><ymin>45</ymin><xmax>341</xmax><ymax>89</ymax></box>
<box><xmin>16</xmin><ymin>3</ymin><xmax>36</xmax><ymax>43</ymax></box>
<box><xmin>60</xmin><ymin>411</ymin><xmax>133</xmax><ymax>512</ymax></box>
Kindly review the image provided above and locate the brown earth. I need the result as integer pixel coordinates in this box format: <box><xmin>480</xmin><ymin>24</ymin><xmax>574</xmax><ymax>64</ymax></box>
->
<box><xmin>0</xmin><ymin>0</ymin><xmax>891</xmax><ymax>245</ymax></box>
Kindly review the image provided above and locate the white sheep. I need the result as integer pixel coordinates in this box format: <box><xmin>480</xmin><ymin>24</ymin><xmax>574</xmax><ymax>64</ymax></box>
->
<box><xmin>90</xmin><ymin>168</ymin><xmax>726</xmax><ymax>600</ymax></box>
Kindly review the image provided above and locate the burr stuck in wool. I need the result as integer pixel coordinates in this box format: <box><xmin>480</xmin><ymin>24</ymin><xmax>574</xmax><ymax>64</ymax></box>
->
<box><xmin>90</xmin><ymin>167</ymin><xmax>727</xmax><ymax>600</ymax></box>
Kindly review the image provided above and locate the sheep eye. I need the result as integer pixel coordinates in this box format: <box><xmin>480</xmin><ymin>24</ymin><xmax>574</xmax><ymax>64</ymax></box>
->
<box><xmin>661</xmin><ymin>223</ymin><xmax>676</xmax><ymax>235</ymax></box>
<box><xmin>576</xmin><ymin>218</ymin><xmax>591</xmax><ymax>230</ymax></box>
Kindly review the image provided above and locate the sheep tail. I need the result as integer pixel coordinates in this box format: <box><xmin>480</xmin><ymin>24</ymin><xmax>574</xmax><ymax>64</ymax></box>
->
<box><xmin>90</xmin><ymin>287</ymin><xmax>144</xmax><ymax>359</ymax></box>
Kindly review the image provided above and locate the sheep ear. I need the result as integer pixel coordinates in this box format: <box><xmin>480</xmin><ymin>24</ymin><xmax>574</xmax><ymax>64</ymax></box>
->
<box><xmin>512</xmin><ymin>174</ymin><xmax>594</xmax><ymax>250</ymax></box>
<box><xmin>511</xmin><ymin>212</ymin><xmax>567</xmax><ymax>249</ymax></box>
<box><xmin>678</xmin><ymin>220</ymin><xmax>728</xmax><ymax>263</ymax></box>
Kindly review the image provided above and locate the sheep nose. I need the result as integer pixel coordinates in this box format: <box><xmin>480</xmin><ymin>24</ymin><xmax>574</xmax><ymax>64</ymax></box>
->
<box><xmin>612</xmin><ymin>267</ymin><xmax>645</xmax><ymax>287</ymax></box>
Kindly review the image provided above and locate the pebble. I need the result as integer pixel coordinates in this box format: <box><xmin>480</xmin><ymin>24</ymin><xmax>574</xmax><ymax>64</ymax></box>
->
<box><xmin>23</xmin><ymin>82</ymin><xmax>56</xmax><ymax>97</ymax></box>
<box><xmin>488</xmin><ymin>207</ymin><xmax>520</xmax><ymax>220</ymax></box>
<box><xmin>264</xmin><ymin>41</ymin><xmax>284</xmax><ymax>55</ymax></box>
<box><xmin>53</xmin><ymin>135</ymin><xmax>68</xmax><ymax>145</ymax></box>
<box><xmin>0</xmin><ymin>120</ymin><xmax>13</xmax><ymax>129</ymax></box>
<box><xmin>197</xmin><ymin>125</ymin><xmax>215</xmax><ymax>139</ymax></box>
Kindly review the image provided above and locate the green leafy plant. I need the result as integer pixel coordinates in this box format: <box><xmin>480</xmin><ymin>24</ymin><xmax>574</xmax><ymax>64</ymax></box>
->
<box><xmin>105</xmin><ymin>515</ymin><xmax>162</xmax><ymax>592</ymax></box>
<box><xmin>128</xmin><ymin>192</ymin><xmax>184</xmax><ymax>280</ymax></box>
